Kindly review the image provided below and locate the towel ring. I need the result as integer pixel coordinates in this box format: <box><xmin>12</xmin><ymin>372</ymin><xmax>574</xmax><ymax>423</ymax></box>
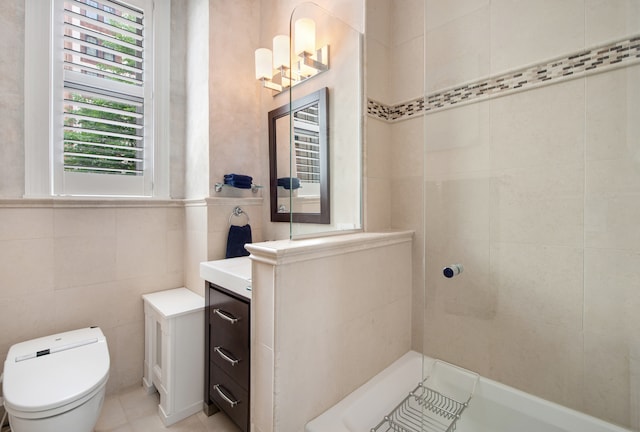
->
<box><xmin>229</xmin><ymin>206</ymin><xmax>250</xmax><ymax>226</ymax></box>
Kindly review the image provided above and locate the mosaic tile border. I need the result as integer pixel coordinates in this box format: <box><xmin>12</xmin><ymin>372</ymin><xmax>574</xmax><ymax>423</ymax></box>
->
<box><xmin>368</xmin><ymin>35</ymin><xmax>640</xmax><ymax>122</ymax></box>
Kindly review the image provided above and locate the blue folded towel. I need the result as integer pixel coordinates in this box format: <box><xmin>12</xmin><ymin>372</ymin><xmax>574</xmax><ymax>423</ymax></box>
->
<box><xmin>226</xmin><ymin>224</ymin><xmax>252</xmax><ymax>258</ymax></box>
<box><xmin>224</xmin><ymin>173</ymin><xmax>253</xmax><ymax>189</ymax></box>
<box><xmin>224</xmin><ymin>173</ymin><xmax>252</xmax><ymax>183</ymax></box>
<box><xmin>277</xmin><ymin>177</ymin><xmax>301</xmax><ymax>190</ymax></box>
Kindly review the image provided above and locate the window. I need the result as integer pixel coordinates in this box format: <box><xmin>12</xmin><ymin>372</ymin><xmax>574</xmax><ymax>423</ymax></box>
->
<box><xmin>83</xmin><ymin>35</ymin><xmax>98</xmax><ymax>57</ymax></box>
<box><xmin>24</xmin><ymin>0</ymin><xmax>170</xmax><ymax>197</ymax></box>
<box><xmin>85</xmin><ymin>0</ymin><xmax>98</xmax><ymax>19</ymax></box>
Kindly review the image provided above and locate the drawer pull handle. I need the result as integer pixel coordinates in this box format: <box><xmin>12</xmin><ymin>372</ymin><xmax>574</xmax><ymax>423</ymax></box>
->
<box><xmin>214</xmin><ymin>346</ymin><xmax>240</xmax><ymax>366</ymax></box>
<box><xmin>213</xmin><ymin>384</ymin><xmax>239</xmax><ymax>407</ymax></box>
<box><xmin>213</xmin><ymin>308</ymin><xmax>240</xmax><ymax>324</ymax></box>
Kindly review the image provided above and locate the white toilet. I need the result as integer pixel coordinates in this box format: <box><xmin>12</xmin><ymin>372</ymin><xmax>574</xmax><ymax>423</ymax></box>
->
<box><xmin>2</xmin><ymin>327</ymin><xmax>110</xmax><ymax>432</ymax></box>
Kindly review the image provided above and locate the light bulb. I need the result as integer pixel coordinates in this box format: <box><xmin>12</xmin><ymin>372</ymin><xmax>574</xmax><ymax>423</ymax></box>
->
<box><xmin>294</xmin><ymin>18</ymin><xmax>315</xmax><ymax>56</ymax></box>
<box><xmin>273</xmin><ymin>35</ymin><xmax>289</xmax><ymax>69</ymax></box>
<box><xmin>255</xmin><ymin>48</ymin><xmax>272</xmax><ymax>80</ymax></box>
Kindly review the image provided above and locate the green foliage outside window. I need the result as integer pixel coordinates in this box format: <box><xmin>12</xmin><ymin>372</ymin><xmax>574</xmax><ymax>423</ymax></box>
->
<box><xmin>95</xmin><ymin>17</ymin><xmax>142</xmax><ymax>84</ymax></box>
<box><xmin>63</xmin><ymin>93</ymin><xmax>142</xmax><ymax>175</ymax></box>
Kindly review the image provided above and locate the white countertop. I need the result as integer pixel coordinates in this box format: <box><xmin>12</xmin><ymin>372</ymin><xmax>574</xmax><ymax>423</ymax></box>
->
<box><xmin>200</xmin><ymin>256</ymin><xmax>252</xmax><ymax>300</ymax></box>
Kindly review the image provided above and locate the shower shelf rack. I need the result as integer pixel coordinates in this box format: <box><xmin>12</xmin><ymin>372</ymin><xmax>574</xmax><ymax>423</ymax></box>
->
<box><xmin>371</xmin><ymin>361</ymin><xmax>478</xmax><ymax>432</ymax></box>
<box><xmin>215</xmin><ymin>182</ymin><xmax>263</xmax><ymax>193</ymax></box>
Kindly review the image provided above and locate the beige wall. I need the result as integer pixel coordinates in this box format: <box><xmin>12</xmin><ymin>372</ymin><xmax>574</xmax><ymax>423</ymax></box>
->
<box><xmin>182</xmin><ymin>0</ymin><xmax>266</xmax><ymax>293</ymax></box>
<box><xmin>208</xmin><ymin>0</ymin><xmax>262</xmax><ymax>196</ymax></box>
<box><xmin>364</xmin><ymin>0</ymin><xmax>426</xmax><ymax>355</ymax></box>
<box><xmin>365</xmin><ymin>0</ymin><xmax>640</xmax><ymax>429</ymax></box>
<box><xmin>0</xmin><ymin>0</ymin><xmax>25</xmax><ymax>198</ymax></box>
<box><xmin>184</xmin><ymin>0</ymin><xmax>210</xmax><ymax>199</ymax></box>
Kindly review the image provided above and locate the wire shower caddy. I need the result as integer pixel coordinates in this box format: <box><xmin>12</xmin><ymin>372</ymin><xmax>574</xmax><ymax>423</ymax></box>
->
<box><xmin>371</xmin><ymin>361</ymin><xmax>478</xmax><ymax>432</ymax></box>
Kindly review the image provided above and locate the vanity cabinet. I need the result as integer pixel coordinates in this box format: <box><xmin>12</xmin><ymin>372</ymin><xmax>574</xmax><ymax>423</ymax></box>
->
<box><xmin>206</xmin><ymin>282</ymin><xmax>250</xmax><ymax>432</ymax></box>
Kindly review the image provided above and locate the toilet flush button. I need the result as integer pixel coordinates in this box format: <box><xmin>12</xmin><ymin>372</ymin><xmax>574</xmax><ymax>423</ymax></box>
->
<box><xmin>14</xmin><ymin>338</ymin><xmax>98</xmax><ymax>362</ymax></box>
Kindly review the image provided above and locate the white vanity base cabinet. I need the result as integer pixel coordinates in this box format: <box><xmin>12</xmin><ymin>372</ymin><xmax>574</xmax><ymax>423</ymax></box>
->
<box><xmin>143</xmin><ymin>288</ymin><xmax>205</xmax><ymax>426</ymax></box>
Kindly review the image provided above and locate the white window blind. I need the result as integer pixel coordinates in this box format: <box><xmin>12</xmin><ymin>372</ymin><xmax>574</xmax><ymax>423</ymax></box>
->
<box><xmin>24</xmin><ymin>0</ymin><xmax>169</xmax><ymax>198</ymax></box>
<box><xmin>62</xmin><ymin>0</ymin><xmax>145</xmax><ymax>178</ymax></box>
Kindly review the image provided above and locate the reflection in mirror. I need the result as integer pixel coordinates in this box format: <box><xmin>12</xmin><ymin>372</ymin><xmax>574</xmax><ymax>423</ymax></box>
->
<box><xmin>269</xmin><ymin>87</ymin><xmax>329</xmax><ymax>223</ymax></box>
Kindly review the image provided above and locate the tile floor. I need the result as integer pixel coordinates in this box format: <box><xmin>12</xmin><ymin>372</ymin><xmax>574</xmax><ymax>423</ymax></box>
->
<box><xmin>95</xmin><ymin>385</ymin><xmax>241</xmax><ymax>432</ymax></box>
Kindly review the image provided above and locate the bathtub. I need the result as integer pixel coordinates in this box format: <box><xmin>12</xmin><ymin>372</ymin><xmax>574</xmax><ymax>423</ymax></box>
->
<box><xmin>306</xmin><ymin>351</ymin><xmax>632</xmax><ymax>432</ymax></box>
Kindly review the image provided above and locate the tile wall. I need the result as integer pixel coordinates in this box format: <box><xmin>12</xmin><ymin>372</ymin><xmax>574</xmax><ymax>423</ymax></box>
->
<box><xmin>0</xmin><ymin>202</ymin><xmax>184</xmax><ymax>394</ymax></box>
<box><xmin>365</xmin><ymin>0</ymin><xmax>640</xmax><ymax>429</ymax></box>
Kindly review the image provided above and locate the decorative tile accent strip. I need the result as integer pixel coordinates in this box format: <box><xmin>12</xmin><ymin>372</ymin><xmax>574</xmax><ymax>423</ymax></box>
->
<box><xmin>367</xmin><ymin>99</ymin><xmax>391</xmax><ymax>120</ymax></box>
<box><xmin>368</xmin><ymin>35</ymin><xmax>640</xmax><ymax>122</ymax></box>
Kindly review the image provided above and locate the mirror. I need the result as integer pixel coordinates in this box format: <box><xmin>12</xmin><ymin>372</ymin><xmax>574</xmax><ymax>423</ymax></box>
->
<box><xmin>269</xmin><ymin>87</ymin><xmax>329</xmax><ymax>224</ymax></box>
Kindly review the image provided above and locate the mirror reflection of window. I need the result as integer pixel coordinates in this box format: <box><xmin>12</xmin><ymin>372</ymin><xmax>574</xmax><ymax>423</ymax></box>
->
<box><xmin>293</xmin><ymin>105</ymin><xmax>321</xmax><ymax>197</ymax></box>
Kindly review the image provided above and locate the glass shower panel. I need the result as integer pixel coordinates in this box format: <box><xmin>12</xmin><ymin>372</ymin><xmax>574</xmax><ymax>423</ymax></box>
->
<box><xmin>583</xmin><ymin>13</ymin><xmax>640</xmax><ymax>429</ymax></box>
<box><xmin>421</xmin><ymin>1</ymin><xmax>639</xmax><ymax>430</ymax></box>
<box><xmin>287</xmin><ymin>2</ymin><xmax>363</xmax><ymax>239</ymax></box>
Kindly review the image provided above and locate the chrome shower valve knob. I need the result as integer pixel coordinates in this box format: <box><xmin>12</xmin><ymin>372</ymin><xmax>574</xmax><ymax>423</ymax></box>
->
<box><xmin>443</xmin><ymin>264</ymin><xmax>464</xmax><ymax>278</ymax></box>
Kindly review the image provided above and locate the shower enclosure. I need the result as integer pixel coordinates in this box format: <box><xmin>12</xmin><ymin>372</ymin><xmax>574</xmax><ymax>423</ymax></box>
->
<box><xmin>413</xmin><ymin>2</ymin><xmax>639</xmax><ymax>430</ymax></box>
<box><xmin>285</xmin><ymin>0</ymin><xmax>638</xmax><ymax>430</ymax></box>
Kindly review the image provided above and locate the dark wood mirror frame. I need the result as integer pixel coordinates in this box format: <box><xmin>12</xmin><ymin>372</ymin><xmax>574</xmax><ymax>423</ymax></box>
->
<box><xmin>269</xmin><ymin>87</ymin><xmax>330</xmax><ymax>224</ymax></box>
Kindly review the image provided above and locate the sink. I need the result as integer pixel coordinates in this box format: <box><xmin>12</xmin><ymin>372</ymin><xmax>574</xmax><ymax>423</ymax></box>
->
<box><xmin>200</xmin><ymin>256</ymin><xmax>252</xmax><ymax>300</ymax></box>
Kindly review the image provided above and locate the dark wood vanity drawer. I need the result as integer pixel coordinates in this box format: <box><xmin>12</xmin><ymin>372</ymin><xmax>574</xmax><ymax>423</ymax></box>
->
<box><xmin>209</xmin><ymin>332</ymin><xmax>249</xmax><ymax>390</ymax></box>
<box><xmin>210</xmin><ymin>311</ymin><xmax>248</xmax><ymax>349</ymax></box>
<box><xmin>210</xmin><ymin>363</ymin><xmax>249</xmax><ymax>432</ymax></box>
<box><xmin>210</xmin><ymin>285</ymin><xmax>249</xmax><ymax>317</ymax></box>
<box><xmin>210</xmin><ymin>287</ymin><xmax>249</xmax><ymax>343</ymax></box>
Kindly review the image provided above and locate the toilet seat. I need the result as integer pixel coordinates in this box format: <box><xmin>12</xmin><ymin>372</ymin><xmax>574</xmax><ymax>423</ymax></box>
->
<box><xmin>3</xmin><ymin>327</ymin><xmax>110</xmax><ymax>420</ymax></box>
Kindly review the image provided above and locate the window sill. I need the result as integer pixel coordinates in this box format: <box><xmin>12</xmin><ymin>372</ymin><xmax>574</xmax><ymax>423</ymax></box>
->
<box><xmin>0</xmin><ymin>197</ymin><xmax>185</xmax><ymax>209</ymax></box>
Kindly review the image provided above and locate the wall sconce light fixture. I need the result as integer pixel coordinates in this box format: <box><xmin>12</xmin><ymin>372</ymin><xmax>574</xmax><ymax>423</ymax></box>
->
<box><xmin>255</xmin><ymin>18</ymin><xmax>329</xmax><ymax>94</ymax></box>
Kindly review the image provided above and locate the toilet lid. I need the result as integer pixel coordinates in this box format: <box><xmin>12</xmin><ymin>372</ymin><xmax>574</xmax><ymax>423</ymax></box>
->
<box><xmin>3</xmin><ymin>327</ymin><xmax>110</xmax><ymax>414</ymax></box>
